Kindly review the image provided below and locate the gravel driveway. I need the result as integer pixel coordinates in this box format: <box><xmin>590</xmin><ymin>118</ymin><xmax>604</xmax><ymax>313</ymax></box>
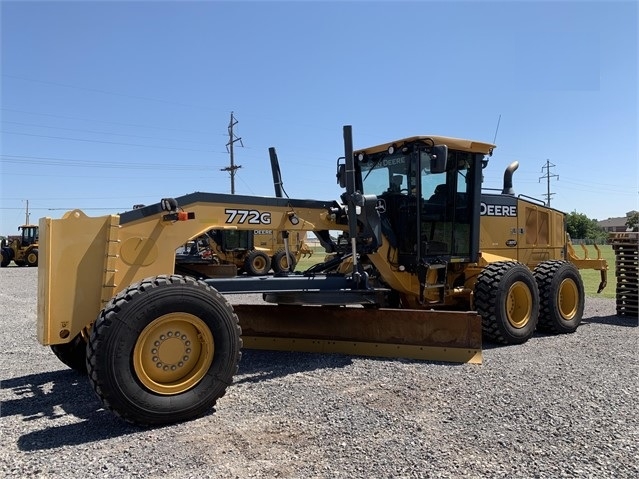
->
<box><xmin>1</xmin><ymin>266</ymin><xmax>637</xmax><ymax>478</ymax></box>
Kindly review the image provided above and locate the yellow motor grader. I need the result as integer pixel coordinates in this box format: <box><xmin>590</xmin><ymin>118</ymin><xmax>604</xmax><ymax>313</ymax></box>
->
<box><xmin>38</xmin><ymin>125</ymin><xmax>607</xmax><ymax>425</ymax></box>
<box><xmin>174</xmin><ymin>146</ymin><xmax>313</xmax><ymax>277</ymax></box>
<box><xmin>175</xmin><ymin>228</ymin><xmax>312</xmax><ymax>277</ymax></box>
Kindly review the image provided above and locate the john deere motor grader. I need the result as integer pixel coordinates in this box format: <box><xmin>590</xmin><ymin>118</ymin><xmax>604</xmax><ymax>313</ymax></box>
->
<box><xmin>38</xmin><ymin>125</ymin><xmax>607</xmax><ymax>426</ymax></box>
<box><xmin>175</xmin><ymin>147</ymin><xmax>312</xmax><ymax>277</ymax></box>
<box><xmin>175</xmin><ymin>228</ymin><xmax>311</xmax><ymax>277</ymax></box>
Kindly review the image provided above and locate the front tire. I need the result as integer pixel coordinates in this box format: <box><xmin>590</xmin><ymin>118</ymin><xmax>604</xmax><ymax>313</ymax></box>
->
<box><xmin>26</xmin><ymin>249</ymin><xmax>38</xmax><ymax>267</ymax></box>
<box><xmin>87</xmin><ymin>275</ymin><xmax>242</xmax><ymax>426</ymax></box>
<box><xmin>475</xmin><ymin>261</ymin><xmax>539</xmax><ymax>345</ymax></box>
<box><xmin>534</xmin><ymin>260</ymin><xmax>584</xmax><ymax>334</ymax></box>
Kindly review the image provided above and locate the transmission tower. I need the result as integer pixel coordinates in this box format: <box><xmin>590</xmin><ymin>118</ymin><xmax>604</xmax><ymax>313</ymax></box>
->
<box><xmin>539</xmin><ymin>159</ymin><xmax>559</xmax><ymax>207</ymax></box>
<box><xmin>221</xmin><ymin>112</ymin><xmax>243</xmax><ymax>194</ymax></box>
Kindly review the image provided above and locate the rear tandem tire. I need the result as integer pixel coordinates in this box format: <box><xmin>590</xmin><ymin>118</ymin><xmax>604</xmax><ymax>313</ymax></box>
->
<box><xmin>51</xmin><ymin>333</ymin><xmax>88</xmax><ymax>374</ymax></box>
<box><xmin>244</xmin><ymin>250</ymin><xmax>271</xmax><ymax>276</ymax></box>
<box><xmin>534</xmin><ymin>260</ymin><xmax>585</xmax><ymax>334</ymax></box>
<box><xmin>272</xmin><ymin>249</ymin><xmax>296</xmax><ymax>274</ymax></box>
<box><xmin>86</xmin><ymin>275</ymin><xmax>242</xmax><ymax>426</ymax></box>
<box><xmin>474</xmin><ymin>261</ymin><xmax>540</xmax><ymax>345</ymax></box>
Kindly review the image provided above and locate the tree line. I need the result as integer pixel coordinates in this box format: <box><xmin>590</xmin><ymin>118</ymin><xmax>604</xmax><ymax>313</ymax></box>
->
<box><xmin>566</xmin><ymin>211</ymin><xmax>639</xmax><ymax>243</ymax></box>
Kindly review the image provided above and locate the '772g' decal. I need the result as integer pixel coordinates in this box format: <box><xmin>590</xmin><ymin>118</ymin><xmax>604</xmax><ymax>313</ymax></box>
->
<box><xmin>225</xmin><ymin>209</ymin><xmax>272</xmax><ymax>225</ymax></box>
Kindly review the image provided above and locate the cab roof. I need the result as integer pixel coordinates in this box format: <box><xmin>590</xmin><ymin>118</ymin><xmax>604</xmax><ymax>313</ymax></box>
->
<box><xmin>355</xmin><ymin>135</ymin><xmax>495</xmax><ymax>155</ymax></box>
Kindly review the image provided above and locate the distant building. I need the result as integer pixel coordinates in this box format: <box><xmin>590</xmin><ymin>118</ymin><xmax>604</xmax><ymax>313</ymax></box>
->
<box><xmin>597</xmin><ymin>210</ymin><xmax>638</xmax><ymax>232</ymax></box>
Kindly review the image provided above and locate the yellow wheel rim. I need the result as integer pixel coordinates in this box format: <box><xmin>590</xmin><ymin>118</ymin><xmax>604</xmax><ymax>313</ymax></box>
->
<box><xmin>506</xmin><ymin>281</ymin><xmax>532</xmax><ymax>329</ymax></box>
<box><xmin>253</xmin><ymin>256</ymin><xmax>266</xmax><ymax>270</ymax></box>
<box><xmin>558</xmin><ymin>278</ymin><xmax>579</xmax><ymax>320</ymax></box>
<box><xmin>133</xmin><ymin>313</ymin><xmax>214</xmax><ymax>395</ymax></box>
<box><xmin>27</xmin><ymin>253</ymin><xmax>37</xmax><ymax>264</ymax></box>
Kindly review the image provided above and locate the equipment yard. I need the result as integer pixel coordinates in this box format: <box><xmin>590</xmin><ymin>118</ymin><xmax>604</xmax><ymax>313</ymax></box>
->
<box><xmin>1</xmin><ymin>266</ymin><xmax>636</xmax><ymax>479</ymax></box>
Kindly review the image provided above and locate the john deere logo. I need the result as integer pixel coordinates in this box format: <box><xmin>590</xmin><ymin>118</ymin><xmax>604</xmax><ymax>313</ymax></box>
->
<box><xmin>480</xmin><ymin>202</ymin><xmax>517</xmax><ymax>217</ymax></box>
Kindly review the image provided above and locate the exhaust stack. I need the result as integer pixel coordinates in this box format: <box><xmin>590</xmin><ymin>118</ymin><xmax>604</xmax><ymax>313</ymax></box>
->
<box><xmin>502</xmin><ymin>161</ymin><xmax>519</xmax><ymax>195</ymax></box>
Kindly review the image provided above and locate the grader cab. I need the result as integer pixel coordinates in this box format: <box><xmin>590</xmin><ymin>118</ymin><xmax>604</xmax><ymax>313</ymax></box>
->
<box><xmin>37</xmin><ymin>125</ymin><xmax>607</xmax><ymax>426</ymax></box>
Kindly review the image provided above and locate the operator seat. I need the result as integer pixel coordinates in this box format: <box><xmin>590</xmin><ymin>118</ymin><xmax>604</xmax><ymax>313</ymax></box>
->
<box><xmin>388</xmin><ymin>175</ymin><xmax>403</xmax><ymax>193</ymax></box>
<box><xmin>429</xmin><ymin>184</ymin><xmax>448</xmax><ymax>204</ymax></box>
<box><xmin>380</xmin><ymin>175</ymin><xmax>416</xmax><ymax>251</ymax></box>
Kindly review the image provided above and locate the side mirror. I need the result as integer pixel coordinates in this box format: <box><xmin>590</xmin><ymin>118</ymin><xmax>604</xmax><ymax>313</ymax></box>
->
<box><xmin>337</xmin><ymin>163</ymin><xmax>346</xmax><ymax>188</ymax></box>
<box><xmin>430</xmin><ymin>145</ymin><xmax>449</xmax><ymax>174</ymax></box>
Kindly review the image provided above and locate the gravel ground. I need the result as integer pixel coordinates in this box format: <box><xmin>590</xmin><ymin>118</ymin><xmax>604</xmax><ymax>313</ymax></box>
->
<box><xmin>1</xmin><ymin>266</ymin><xmax>637</xmax><ymax>479</ymax></box>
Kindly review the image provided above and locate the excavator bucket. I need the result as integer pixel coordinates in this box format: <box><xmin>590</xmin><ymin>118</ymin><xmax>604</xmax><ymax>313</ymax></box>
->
<box><xmin>233</xmin><ymin>304</ymin><xmax>483</xmax><ymax>364</ymax></box>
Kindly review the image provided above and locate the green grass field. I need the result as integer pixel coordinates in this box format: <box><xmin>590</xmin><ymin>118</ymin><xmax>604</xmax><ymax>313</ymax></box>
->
<box><xmin>576</xmin><ymin>244</ymin><xmax>616</xmax><ymax>299</ymax></box>
<box><xmin>295</xmin><ymin>245</ymin><xmax>617</xmax><ymax>299</ymax></box>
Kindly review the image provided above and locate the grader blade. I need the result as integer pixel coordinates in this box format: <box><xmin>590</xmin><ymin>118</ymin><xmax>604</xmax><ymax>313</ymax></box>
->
<box><xmin>233</xmin><ymin>305</ymin><xmax>482</xmax><ymax>364</ymax></box>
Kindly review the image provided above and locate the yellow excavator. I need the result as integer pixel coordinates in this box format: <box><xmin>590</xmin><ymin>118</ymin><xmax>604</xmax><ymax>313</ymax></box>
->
<box><xmin>38</xmin><ymin>125</ymin><xmax>607</xmax><ymax>425</ymax></box>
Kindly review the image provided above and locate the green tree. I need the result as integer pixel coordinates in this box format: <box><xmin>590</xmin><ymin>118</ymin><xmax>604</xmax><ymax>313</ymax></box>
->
<box><xmin>626</xmin><ymin>211</ymin><xmax>639</xmax><ymax>232</ymax></box>
<box><xmin>565</xmin><ymin>211</ymin><xmax>606</xmax><ymax>242</ymax></box>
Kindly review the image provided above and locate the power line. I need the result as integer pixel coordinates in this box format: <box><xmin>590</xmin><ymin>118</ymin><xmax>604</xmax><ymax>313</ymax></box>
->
<box><xmin>1</xmin><ymin>120</ymin><xmax>218</xmax><ymax>146</ymax></box>
<box><xmin>0</xmin><ymin>154</ymin><xmax>226</xmax><ymax>170</ymax></box>
<box><xmin>1</xmin><ymin>107</ymin><xmax>215</xmax><ymax>135</ymax></box>
<box><xmin>2</xmin><ymin>74</ymin><xmax>219</xmax><ymax>111</ymax></box>
<box><xmin>1</xmin><ymin>130</ymin><xmax>223</xmax><ymax>153</ymax></box>
<box><xmin>539</xmin><ymin>159</ymin><xmax>559</xmax><ymax>207</ymax></box>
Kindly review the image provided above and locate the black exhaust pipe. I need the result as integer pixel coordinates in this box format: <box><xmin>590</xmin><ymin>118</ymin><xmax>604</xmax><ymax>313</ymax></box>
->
<box><xmin>269</xmin><ymin>147</ymin><xmax>284</xmax><ymax>198</ymax></box>
<box><xmin>502</xmin><ymin>161</ymin><xmax>519</xmax><ymax>195</ymax></box>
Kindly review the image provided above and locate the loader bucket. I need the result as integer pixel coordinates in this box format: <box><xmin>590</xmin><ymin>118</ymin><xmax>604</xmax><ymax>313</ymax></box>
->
<box><xmin>233</xmin><ymin>304</ymin><xmax>482</xmax><ymax>364</ymax></box>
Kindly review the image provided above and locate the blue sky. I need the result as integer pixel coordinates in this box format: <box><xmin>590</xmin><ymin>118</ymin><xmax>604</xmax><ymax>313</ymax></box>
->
<box><xmin>1</xmin><ymin>0</ymin><xmax>637</xmax><ymax>235</ymax></box>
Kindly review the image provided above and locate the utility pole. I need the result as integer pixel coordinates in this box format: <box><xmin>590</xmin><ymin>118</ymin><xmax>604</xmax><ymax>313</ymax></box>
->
<box><xmin>539</xmin><ymin>160</ymin><xmax>559</xmax><ymax>207</ymax></box>
<box><xmin>24</xmin><ymin>199</ymin><xmax>30</xmax><ymax>224</ymax></box>
<box><xmin>221</xmin><ymin>112</ymin><xmax>243</xmax><ymax>194</ymax></box>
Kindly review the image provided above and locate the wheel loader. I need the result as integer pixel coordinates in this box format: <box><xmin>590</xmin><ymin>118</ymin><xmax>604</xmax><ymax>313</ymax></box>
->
<box><xmin>37</xmin><ymin>125</ymin><xmax>607</xmax><ymax>426</ymax></box>
<box><xmin>0</xmin><ymin>224</ymin><xmax>39</xmax><ymax>267</ymax></box>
